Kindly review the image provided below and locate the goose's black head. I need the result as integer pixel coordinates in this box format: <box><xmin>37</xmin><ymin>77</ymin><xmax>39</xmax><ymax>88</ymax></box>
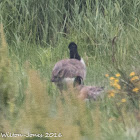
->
<box><xmin>68</xmin><ymin>42</ymin><xmax>81</xmax><ymax>60</ymax></box>
<box><xmin>68</xmin><ymin>42</ymin><xmax>77</xmax><ymax>50</ymax></box>
<box><xmin>74</xmin><ymin>76</ymin><xmax>84</xmax><ymax>87</ymax></box>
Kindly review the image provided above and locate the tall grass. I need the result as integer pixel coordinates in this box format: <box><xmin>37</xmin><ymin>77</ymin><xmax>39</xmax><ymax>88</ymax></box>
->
<box><xmin>0</xmin><ymin>0</ymin><xmax>140</xmax><ymax>140</ymax></box>
<box><xmin>0</xmin><ymin>0</ymin><xmax>140</xmax><ymax>46</ymax></box>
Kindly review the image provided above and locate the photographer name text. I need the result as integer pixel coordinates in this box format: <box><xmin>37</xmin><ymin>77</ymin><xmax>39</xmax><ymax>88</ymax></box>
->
<box><xmin>1</xmin><ymin>132</ymin><xmax>62</xmax><ymax>138</ymax></box>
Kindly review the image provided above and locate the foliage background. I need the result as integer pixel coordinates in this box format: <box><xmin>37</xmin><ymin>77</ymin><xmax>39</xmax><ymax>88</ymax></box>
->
<box><xmin>0</xmin><ymin>0</ymin><xmax>140</xmax><ymax>140</ymax></box>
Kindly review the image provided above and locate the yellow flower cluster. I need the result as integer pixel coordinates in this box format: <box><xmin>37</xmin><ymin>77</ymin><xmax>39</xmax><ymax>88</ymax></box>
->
<box><xmin>132</xmin><ymin>88</ymin><xmax>139</xmax><ymax>93</ymax></box>
<box><xmin>129</xmin><ymin>72</ymin><xmax>139</xmax><ymax>81</ymax></box>
<box><xmin>106</xmin><ymin>73</ymin><xmax>126</xmax><ymax>103</ymax></box>
<box><xmin>130</xmin><ymin>72</ymin><xmax>135</xmax><ymax>77</ymax></box>
<box><xmin>106</xmin><ymin>71</ymin><xmax>140</xmax><ymax>103</ymax></box>
<box><xmin>131</xmin><ymin>76</ymin><xmax>139</xmax><ymax>81</ymax></box>
<box><xmin>106</xmin><ymin>73</ymin><xmax>121</xmax><ymax>98</ymax></box>
<box><xmin>108</xmin><ymin>91</ymin><xmax>115</xmax><ymax>98</ymax></box>
<box><xmin>109</xmin><ymin>76</ymin><xmax>121</xmax><ymax>90</ymax></box>
<box><xmin>110</xmin><ymin>77</ymin><xmax>115</xmax><ymax>80</ymax></box>
<box><xmin>129</xmin><ymin>72</ymin><xmax>140</xmax><ymax>93</ymax></box>
<box><xmin>116</xmin><ymin>73</ymin><xmax>121</xmax><ymax>77</ymax></box>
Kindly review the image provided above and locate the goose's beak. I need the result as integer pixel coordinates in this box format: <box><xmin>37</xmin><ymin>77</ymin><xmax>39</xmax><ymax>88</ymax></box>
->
<box><xmin>51</xmin><ymin>77</ymin><xmax>59</xmax><ymax>82</ymax></box>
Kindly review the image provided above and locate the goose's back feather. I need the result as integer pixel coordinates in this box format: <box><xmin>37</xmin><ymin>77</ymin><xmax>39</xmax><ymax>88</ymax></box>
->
<box><xmin>86</xmin><ymin>86</ymin><xmax>104</xmax><ymax>99</ymax></box>
<box><xmin>51</xmin><ymin>59</ymin><xmax>86</xmax><ymax>82</ymax></box>
<box><xmin>78</xmin><ymin>86</ymin><xmax>104</xmax><ymax>100</ymax></box>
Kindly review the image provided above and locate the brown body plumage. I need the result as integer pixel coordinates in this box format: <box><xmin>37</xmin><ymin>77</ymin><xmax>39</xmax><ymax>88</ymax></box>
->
<box><xmin>74</xmin><ymin>76</ymin><xmax>104</xmax><ymax>100</ymax></box>
<box><xmin>76</xmin><ymin>85</ymin><xmax>104</xmax><ymax>100</ymax></box>
<box><xmin>51</xmin><ymin>59</ymin><xmax>86</xmax><ymax>82</ymax></box>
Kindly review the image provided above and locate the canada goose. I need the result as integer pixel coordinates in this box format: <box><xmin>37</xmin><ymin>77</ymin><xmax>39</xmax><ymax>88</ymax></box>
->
<box><xmin>74</xmin><ymin>76</ymin><xmax>104</xmax><ymax>100</ymax></box>
<box><xmin>51</xmin><ymin>42</ymin><xmax>86</xmax><ymax>91</ymax></box>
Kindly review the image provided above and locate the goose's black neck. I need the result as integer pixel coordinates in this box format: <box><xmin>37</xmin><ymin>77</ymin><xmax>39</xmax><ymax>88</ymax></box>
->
<box><xmin>68</xmin><ymin>42</ymin><xmax>81</xmax><ymax>61</ymax></box>
<box><xmin>70</xmin><ymin>50</ymin><xmax>81</xmax><ymax>60</ymax></box>
<box><xmin>74</xmin><ymin>76</ymin><xmax>84</xmax><ymax>87</ymax></box>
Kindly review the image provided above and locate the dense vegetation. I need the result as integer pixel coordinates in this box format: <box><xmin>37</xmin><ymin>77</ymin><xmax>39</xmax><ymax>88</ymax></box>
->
<box><xmin>0</xmin><ymin>0</ymin><xmax>140</xmax><ymax>140</ymax></box>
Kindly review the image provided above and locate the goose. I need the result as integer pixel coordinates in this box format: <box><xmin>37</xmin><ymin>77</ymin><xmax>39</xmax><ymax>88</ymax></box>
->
<box><xmin>74</xmin><ymin>76</ymin><xmax>104</xmax><ymax>100</ymax></box>
<box><xmin>51</xmin><ymin>42</ymin><xmax>86</xmax><ymax>91</ymax></box>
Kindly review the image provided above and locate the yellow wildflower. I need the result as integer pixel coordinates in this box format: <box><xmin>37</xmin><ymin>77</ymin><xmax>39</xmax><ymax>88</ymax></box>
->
<box><xmin>113</xmin><ymin>83</ymin><xmax>121</xmax><ymax>90</ymax></box>
<box><xmin>108</xmin><ymin>92</ymin><xmax>115</xmax><ymax>98</ymax></box>
<box><xmin>121</xmin><ymin>99</ymin><xmax>126</xmax><ymax>103</ymax></box>
<box><xmin>130</xmin><ymin>76</ymin><xmax>139</xmax><ymax>81</ymax></box>
<box><xmin>114</xmin><ymin>79</ymin><xmax>119</xmax><ymax>83</ymax></box>
<box><xmin>110</xmin><ymin>77</ymin><xmax>115</xmax><ymax>80</ymax></box>
<box><xmin>110</xmin><ymin>92</ymin><xmax>115</xmax><ymax>97</ymax></box>
<box><xmin>130</xmin><ymin>72</ymin><xmax>135</xmax><ymax>77</ymax></box>
<box><xmin>132</xmin><ymin>88</ymin><xmax>139</xmax><ymax>93</ymax></box>
<box><xmin>105</xmin><ymin>74</ymin><xmax>109</xmax><ymax>77</ymax></box>
<box><xmin>116</xmin><ymin>73</ymin><xmax>121</xmax><ymax>77</ymax></box>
